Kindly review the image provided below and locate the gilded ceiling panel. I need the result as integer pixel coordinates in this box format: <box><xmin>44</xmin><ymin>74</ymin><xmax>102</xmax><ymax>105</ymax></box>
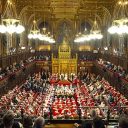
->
<box><xmin>1</xmin><ymin>0</ymin><xmax>116</xmax><ymax>28</ymax></box>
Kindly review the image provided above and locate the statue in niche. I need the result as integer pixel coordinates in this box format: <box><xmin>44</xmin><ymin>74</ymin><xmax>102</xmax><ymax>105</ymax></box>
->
<box><xmin>63</xmin><ymin>22</ymin><xmax>69</xmax><ymax>38</ymax></box>
<box><xmin>58</xmin><ymin>21</ymin><xmax>72</xmax><ymax>43</ymax></box>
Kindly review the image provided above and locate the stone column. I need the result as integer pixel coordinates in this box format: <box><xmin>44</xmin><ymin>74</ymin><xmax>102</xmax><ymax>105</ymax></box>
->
<box><xmin>118</xmin><ymin>36</ymin><xmax>124</xmax><ymax>56</ymax></box>
<box><xmin>124</xmin><ymin>36</ymin><xmax>128</xmax><ymax>58</ymax></box>
<box><xmin>20</xmin><ymin>29</ymin><xmax>28</xmax><ymax>52</ymax></box>
<box><xmin>6</xmin><ymin>34</ymin><xmax>12</xmax><ymax>55</ymax></box>
<box><xmin>0</xmin><ymin>35</ymin><xmax>2</xmax><ymax>56</ymax></box>
<box><xmin>20</xmin><ymin>32</ymin><xmax>25</xmax><ymax>47</ymax></box>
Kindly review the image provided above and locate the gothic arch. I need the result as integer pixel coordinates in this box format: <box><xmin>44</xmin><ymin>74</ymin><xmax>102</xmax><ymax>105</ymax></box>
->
<box><xmin>37</xmin><ymin>17</ymin><xmax>52</xmax><ymax>30</ymax></box>
<box><xmin>19</xmin><ymin>6</ymin><xmax>33</xmax><ymax>25</ymax></box>
<box><xmin>78</xmin><ymin>17</ymin><xmax>92</xmax><ymax>32</ymax></box>
<box><xmin>95</xmin><ymin>14</ymin><xmax>102</xmax><ymax>27</ymax></box>
<box><xmin>101</xmin><ymin>6</ymin><xmax>112</xmax><ymax>26</ymax></box>
<box><xmin>19</xmin><ymin>6</ymin><xmax>32</xmax><ymax>18</ymax></box>
<box><xmin>27</xmin><ymin>14</ymin><xmax>35</xmax><ymax>29</ymax></box>
<box><xmin>113</xmin><ymin>2</ymin><xmax>128</xmax><ymax>19</ymax></box>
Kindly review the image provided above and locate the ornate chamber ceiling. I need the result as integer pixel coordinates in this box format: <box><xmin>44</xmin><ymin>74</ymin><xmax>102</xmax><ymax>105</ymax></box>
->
<box><xmin>12</xmin><ymin>0</ymin><xmax>116</xmax><ymax>23</ymax></box>
<box><xmin>1</xmin><ymin>0</ymin><xmax>116</xmax><ymax>25</ymax></box>
<box><xmin>0</xmin><ymin>0</ymin><xmax>117</xmax><ymax>43</ymax></box>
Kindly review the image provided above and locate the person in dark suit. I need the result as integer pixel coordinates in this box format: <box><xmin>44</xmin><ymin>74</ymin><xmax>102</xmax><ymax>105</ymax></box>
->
<box><xmin>33</xmin><ymin>117</ymin><xmax>45</xmax><ymax>128</ymax></box>
<box><xmin>81</xmin><ymin>121</ymin><xmax>92</xmax><ymax>128</ymax></box>
<box><xmin>23</xmin><ymin>116</ymin><xmax>33</xmax><ymax>128</ymax></box>
<box><xmin>92</xmin><ymin>116</ymin><xmax>105</xmax><ymax>128</ymax></box>
<box><xmin>0</xmin><ymin>111</ymin><xmax>20</xmax><ymax>128</ymax></box>
<box><xmin>119</xmin><ymin>115</ymin><xmax>128</xmax><ymax>128</ymax></box>
<box><xmin>41</xmin><ymin>72</ymin><xmax>46</xmax><ymax>80</ymax></box>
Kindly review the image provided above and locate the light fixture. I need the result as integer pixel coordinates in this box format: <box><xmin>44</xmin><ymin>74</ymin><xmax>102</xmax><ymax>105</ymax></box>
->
<box><xmin>40</xmin><ymin>31</ymin><xmax>55</xmax><ymax>43</ymax></box>
<box><xmin>21</xmin><ymin>46</ymin><xmax>26</xmax><ymax>50</ymax></box>
<box><xmin>28</xmin><ymin>0</ymin><xmax>42</xmax><ymax>40</ymax></box>
<box><xmin>88</xmin><ymin>4</ymin><xmax>103</xmax><ymax>40</ymax></box>
<box><xmin>88</xmin><ymin>20</ymin><xmax>103</xmax><ymax>40</ymax></box>
<box><xmin>74</xmin><ymin>10</ymin><xmax>103</xmax><ymax>43</ymax></box>
<box><xmin>108</xmin><ymin>0</ymin><xmax>128</xmax><ymax>35</ymax></box>
<box><xmin>9</xmin><ymin>47</ymin><xmax>16</xmax><ymax>53</ymax></box>
<box><xmin>74</xmin><ymin>18</ymin><xmax>89</xmax><ymax>43</ymax></box>
<box><xmin>35</xmin><ymin>0</ymin><xmax>55</xmax><ymax>43</ymax></box>
<box><xmin>113</xmin><ymin>48</ymin><xmax>118</xmax><ymax>54</ymax></box>
<box><xmin>104</xmin><ymin>47</ymin><xmax>108</xmax><ymax>51</ymax></box>
<box><xmin>74</xmin><ymin>20</ymin><xmax>103</xmax><ymax>43</ymax></box>
<box><xmin>38</xmin><ymin>27</ymin><xmax>49</xmax><ymax>41</ymax></box>
<box><xmin>28</xmin><ymin>20</ymin><xmax>41</xmax><ymax>39</ymax></box>
<box><xmin>38</xmin><ymin>16</ymin><xmax>55</xmax><ymax>43</ymax></box>
<box><xmin>0</xmin><ymin>0</ymin><xmax>25</xmax><ymax>34</ymax></box>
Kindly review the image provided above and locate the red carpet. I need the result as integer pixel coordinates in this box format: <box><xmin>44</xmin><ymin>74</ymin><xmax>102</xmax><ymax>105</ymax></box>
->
<box><xmin>50</xmin><ymin>79</ymin><xmax>71</xmax><ymax>85</ymax></box>
<box><xmin>50</xmin><ymin>77</ymin><xmax>80</xmax><ymax>85</ymax></box>
<box><xmin>58</xmin><ymin>80</ymin><xmax>71</xmax><ymax>85</ymax></box>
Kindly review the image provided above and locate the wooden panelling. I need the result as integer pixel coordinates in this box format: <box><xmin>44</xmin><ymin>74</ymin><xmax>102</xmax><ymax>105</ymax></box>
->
<box><xmin>0</xmin><ymin>52</ymin><xmax>35</xmax><ymax>68</ymax></box>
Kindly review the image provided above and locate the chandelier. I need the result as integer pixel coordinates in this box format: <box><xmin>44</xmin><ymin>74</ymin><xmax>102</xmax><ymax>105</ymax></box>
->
<box><xmin>28</xmin><ymin>2</ymin><xmax>55</xmax><ymax>44</ymax></box>
<box><xmin>74</xmin><ymin>32</ymin><xmax>82</xmax><ymax>43</ymax></box>
<box><xmin>28</xmin><ymin>20</ymin><xmax>41</xmax><ymax>39</ymax></box>
<box><xmin>74</xmin><ymin>19</ymin><xmax>89</xmax><ymax>43</ymax></box>
<box><xmin>28</xmin><ymin>22</ymin><xmax>55</xmax><ymax>43</ymax></box>
<box><xmin>74</xmin><ymin>20</ymin><xmax>103</xmax><ymax>43</ymax></box>
<box><xmin>74</xmin><ymin>31</ymin><xmax>90</xmax><ymax>43</ymax></box>
<box><xmin>0</xmin><ymin>0</ymin><xmax>25</xmax><ymax>34</ymax></box>
<box><xmin>38</xmin><ymin>27</ymin><xmax>55</xmax><ymax>43</ymax></box>
<box><xmin>88</xmin><ymin>20</ymin><xmax>103</xmax><ymax>40</ymax></box>
<box><xmin>108</xmin><ymin>0</ymin><xmax>128</xmax><ymax>35</ymax></box>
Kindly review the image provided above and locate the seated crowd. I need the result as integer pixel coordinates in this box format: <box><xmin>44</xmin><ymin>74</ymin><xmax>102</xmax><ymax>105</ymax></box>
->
<box><xmin>0</xmin><ymin>71</ymin><xmax>51</xmax><ymax>118</ymax></box>
<box><xmin>0</xmin><ymin>110</ymin><xmax>46</xmax><ymax>128</ymax></box>
<box><xmin>0</xmin><ymin>71</ymin><xmax>128</xmax><ymax>128</ymax></box>
<box><xmin>0</xmin><ymin>57</ymin><xmax>35</xmax><ymax>80</ymax></box>
<box><xmin>0</xmin><ymin>109</ymin><xmax>128</xmax><ymax>128</ymax></box>
<box><xmin>82</xmin><ymin>72</ymin><xmax>128</xmax><ymax>119</ymax></box>
<box><xmin>98</xmin><ymin>58</ymin><xmax>128</xmax><ymax>79</ymax></box>
<box><xmin>35</xmin><ymin>55</ymin><xmax>51</xmax><ymax>61</ymax></box>
<box><xmin>79</xmin><ymin>55</ymin><xmax>96</xmax><ymax>61</ymax></box>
